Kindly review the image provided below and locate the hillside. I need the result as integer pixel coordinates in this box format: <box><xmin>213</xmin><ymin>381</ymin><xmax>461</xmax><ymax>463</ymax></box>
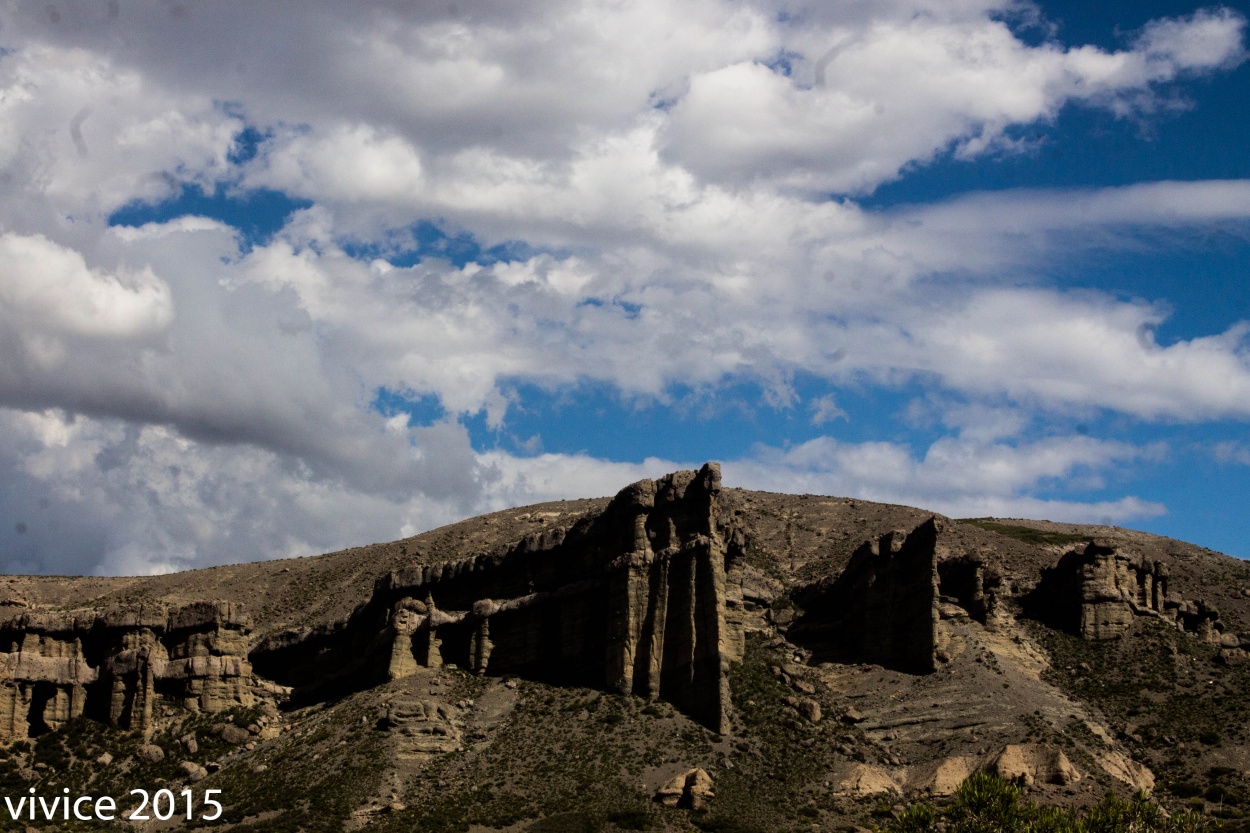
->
<box><xmin>3</xmin><ymin>464</ymin><xmax>1250</xmax><ymax>832</ymax></box>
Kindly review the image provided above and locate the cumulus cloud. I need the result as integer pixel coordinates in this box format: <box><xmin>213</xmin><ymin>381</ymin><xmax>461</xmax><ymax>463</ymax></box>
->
<box><xmin>0</xmin><ymin>231</ymin><xmax>172</xmax><ymax>345</ymax></box>
<box><xmin>662</xmin><ymin>8</ymin><xmax>1246</xmax><ymax>192</ymax></box>
<box><xmin>0</xmin><ymin>41</ymin><xmax>237</xmax><ymax>224</ymax></box>
<box><xmin>893</xmin><ymin>289</ymin><xmax>1250</xmax><ymax>421</ymax></box>
<box><xmin>0</xmin><ymin>407</ymin><xmax>481</xmax><ymax>575</ymax></box>
<box><xmin>0</xmin><ymin>0</ymin><xmax>1245</xmax><ymax>573</ymax></box>
<box><xmin>722</xmin><ymin>434</ymin><xmax>1167</xmax><ymax>522</ymax></box>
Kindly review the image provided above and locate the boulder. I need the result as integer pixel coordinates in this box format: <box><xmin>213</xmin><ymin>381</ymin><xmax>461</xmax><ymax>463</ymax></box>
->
<box><xmin>135</xmin><ymin>744</ymin><xmax>165</xmax><ymax>764</ymax></box>
<box><xmin>219</xmin><ymin>724</ymin><xmax>251</xmax><ymax>745</ymax></box>
<box><xmin>1217</xmin><ymin>648</ymin><xmax>1247</xmax><ymax>666</ymax></box>
<box><xmin>655</xmin><ymin>768</ymin><xmax>715</xmax><ymax>810</ymax></box>
<box><xmin>179</xmin><ymin>761</ymin><xmax>208</xmax><ymax>783</ymax></box>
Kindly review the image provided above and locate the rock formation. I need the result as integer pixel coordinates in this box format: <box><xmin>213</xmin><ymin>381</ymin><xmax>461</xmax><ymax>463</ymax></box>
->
<box><xmin>251</xmin><ymin>463</ymin><xmax>746</xmax><ymax>733</ymax></box>
<box><xmin>377</xmin><ymin>694</ymin><xmax>463</xmax><ymax>754</ymax></box>
<box><xmin>655</xmin><ymin>768</ymin><xmax>715</xmax><ymax>809</ymax></box>
<box><xmin>906</xmin><ymin>756</ymin><xmax>977</xmax><ymax>797</ymax></box>
<box><xmin>5</xmin><ymin>464</ymin><xmax>1247</xmax><ymax>832</ymax></box>
<box><xmin>789</xmin><ymin>518</ymin><xmax>942</xmax><ymax>673</ymax></box>
<box><xmin>1025</xmin><ymin>542</ymin><xmax>1220</xmax><ymax>640</ymax></box>
<box><xmin>987</xmin><ymin>744</ymin><xmax>1080</xmax><ymax>787</ymax></box>
<box><xmin>828</xmin><ymin>763</ymin><xmax>902</xmax><ymax>796</ymax></box>
<box><xmin>936</xmin><ymin>555</ymin><xmax>1005</xmax><ymax>626</ymax></box>
<box><xmin>0</xmin><ymin>601</ymin><xmax>259</xmax><ymax>742</ymax></box>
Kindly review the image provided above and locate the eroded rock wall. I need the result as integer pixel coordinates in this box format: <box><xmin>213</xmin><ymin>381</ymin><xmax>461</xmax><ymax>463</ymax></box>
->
<box><xmin>1025</xmin><ymin>542</ymin><xmax>1222</xmax><ymax>641</ymax></box>
<box><xmin>936</xmin><ymin>557</ymin><xmax>1005</xmax><ymax>625</ymax></box>
<box><xmin>0</xmin><ymin>601</ymin><xmax>257</xmax><ymax>743</ymax></box>
<box><xmin>790</xmin><ymin>518</ymin><xmax>942</xmax><ymax>673</ymax></box>
<box><xmin>251</xmin><ymin>463</ymin><xmax>745</xmax><ymax>732</ymax></box>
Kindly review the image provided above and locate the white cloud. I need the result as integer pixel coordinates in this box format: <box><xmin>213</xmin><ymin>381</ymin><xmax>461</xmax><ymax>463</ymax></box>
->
<box><xmin>0</xmin><ymin>42</ymin><xmax>237</xmax><ymax>222</ymax></box>
<box><xmin>810</xmin><ymin>394</ymin><xmax>848</xmax><ymax>425</ymax></box>
<box><xmin>258</xmin><ymin>124</ymin><xmax>424</xmax><ymax>205</ymax></box>
<box><xmin>0</xmin><ymin>0</ymin><xmax>1245</xmax><ymax>573</ymax></box>
<box><xmin>0</xmin><ymin>231</ymin><xmax>172</xmax><ymax>343</ymax></box>
<box><xmin>662</xmin><ymin>9</ymin><xmax>1247</xmax><ymax>192</ymax></box>
<box><xmin>722</xmin><ymin>434</ymin><xmax>1166</xmax><ymax>523</ymax></box>
<box><xmin>1134</xmin><ymin>8</ymin><xmax>1247</xmax><ymax>75</ymax></box>
<box><xmin>888</xmin><ymin>180</ymin><xmax>1250</xmax><ymax>273</ymax></box>
<box><xmin>0</xmin><ymin>408</ymin><xmax>480</xmax><ymax>575</ymax></box>
<box><xmin>896</xmin><ymin>289</ymin><xmax>1250</xmax><ymax>421</ymax></box>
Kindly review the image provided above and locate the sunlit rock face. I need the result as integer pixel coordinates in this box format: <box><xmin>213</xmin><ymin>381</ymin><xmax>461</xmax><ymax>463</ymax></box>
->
<box><xmin>0</xmin><ymin>600</ymin><xmax>257</xmax><ymax>742</ymax></box>
<box><xmin>251</xmin><ymin>463</ymin><xmax>747</xmax><ymax>733</ymax></box>
<box><xmin>1024</xmin><ymin>542</ymin><xmax>1225</xmax><ymax>641</ymax></box>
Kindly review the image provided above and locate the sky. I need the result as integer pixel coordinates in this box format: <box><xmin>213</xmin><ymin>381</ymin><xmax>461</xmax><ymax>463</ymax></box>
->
<box><xmin>0</xmin><ymin>0</ymin><xmax>1248</xmax><ymax>576</ymax></box>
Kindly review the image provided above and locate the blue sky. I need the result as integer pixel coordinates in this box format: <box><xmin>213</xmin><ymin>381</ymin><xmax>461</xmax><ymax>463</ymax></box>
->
<box><xmin>0</xmin><ymin>0</ymin><xmax>1248</xmax><ymax>575</ymax></box>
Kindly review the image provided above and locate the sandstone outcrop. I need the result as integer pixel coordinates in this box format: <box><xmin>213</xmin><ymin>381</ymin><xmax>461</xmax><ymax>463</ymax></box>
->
<box><xmin>1026</xmin><ymin>543</ymin><xmax>1219</xmax><ymax>640</ymax></box>
<box><xmin>1</xmin><ymin>601</ymin><xmax>259</xmax><ymax>743</ymax></box>
<box><xmin>904</xmin><ymin>748</ymin><xmax>1088</xmax><ymax>795</ymax></box>
<box><xmin>378</xmin><ymin>694</ymin><xmax>462</xmax><ymax>754</ymax></box>
<box><xmin>936</xmin><ymin>556</ymin><xmax>1006</xmax><ymax>626</ymax></box>
<box><xmin>828</xmin><ymin>763</ymin><xmax>900</xmax><ymax>796</ymax></box>
<box><xmin>655</xmin><ymin>768</ymin><xmax>715</xmax><ymax>809</ymax></box>
<box><xmin>988</xmin><ymin>744</ymin><xmax>1080</xmax><ymax>787</ymax></box>
<box><xmin>906</xmin><ymin>756</ymin><xmax>976</xmax><ymax>797</ymax></box>
<box><xmin>251</xmin><ymin>464</ymin><xmax>746</xmax><ymax>732</ymax></box>
<box><xmin>1093</xmin><ymin>751</ymin><xmax>1155</xmax><ymax>793</ymax></box>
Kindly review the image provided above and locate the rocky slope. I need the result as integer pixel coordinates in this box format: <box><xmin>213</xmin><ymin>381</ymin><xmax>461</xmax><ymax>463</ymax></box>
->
<box><xmin>2</xmin><ymin>463</ymin><xmax>1250</xmax><ymax>832</ymax></box>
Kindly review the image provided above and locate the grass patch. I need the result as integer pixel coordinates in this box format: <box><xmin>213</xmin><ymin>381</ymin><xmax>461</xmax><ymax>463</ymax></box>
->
<box><xmin>959</xmin><ymin>520</ymin><xmax>1092</xmax><ymax>547</ymax></box>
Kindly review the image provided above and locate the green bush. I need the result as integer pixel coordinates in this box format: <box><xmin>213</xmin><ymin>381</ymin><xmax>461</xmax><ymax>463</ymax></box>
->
<box><xmin>946</xmin><ymin>771</ymin><xmax>1028</xmax><ymax>833</ymax></box>
<box><xmin>959</xmin><ymin>520</ymin><xmax>1091</xmax><ymax>547</ymax></box>
<box><xmin>889</xmin><ymin>804</ymin><xmax>938</xmax><ymax>833</ymax></box>
<box><xmin>883</xmin><ymin>775</ymin><xmax>1217</xmax><ymax>833</ymax></box>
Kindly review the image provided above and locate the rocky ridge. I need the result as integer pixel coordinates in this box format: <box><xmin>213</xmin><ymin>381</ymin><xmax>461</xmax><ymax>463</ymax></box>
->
<box><xmin>0</xmin><ymin>600</ymin><xmax>271</xmax><ymax>744</ymax></box>
<box><xmin>3</xmin><ymin>465</ymin><xmax>1250</xmax><ymax>831</ymax></box>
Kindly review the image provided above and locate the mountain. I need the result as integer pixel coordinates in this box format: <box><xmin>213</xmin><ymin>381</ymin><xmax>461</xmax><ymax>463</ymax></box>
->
<box><xmin>3</xmin><ymin>463</ymin><xmax>1250</xmax><ymax>832</ymax></box>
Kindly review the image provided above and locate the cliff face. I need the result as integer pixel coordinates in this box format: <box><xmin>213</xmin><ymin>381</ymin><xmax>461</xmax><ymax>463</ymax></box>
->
<box><xmin>789</xmin><ymin>518</ymin><xmax>942</xmax><ymax>674</ymax></box>
<box><xmin>1</xmin><ymin>466</ymin><xmax>1238</xmax><ymax>776</ymax></box>
<box><xmin>0</xmin><ymin>601</ymin><xmax>258</xmax><ymax>743</ymax></box>
<box><xmin>1025</xmin><ymin>542</ymin><xmax>1221</xmax><ymax>641</ymax></box>
<box><xmin>7</xmin><ymin>468</ymin><xmax>1250</xmax><ymax>832</ymax></box>
<box><xmin>251</xmin><ymin>463</ymin><xmax>746</xmax><ymax>733</ymax></box>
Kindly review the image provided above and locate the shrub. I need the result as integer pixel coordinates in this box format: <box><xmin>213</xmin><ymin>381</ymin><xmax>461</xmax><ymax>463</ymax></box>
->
<box><xmin>889</xmin><ymin>804</ymin><xmax>938</xmax><ymax>833</ymax></box>
<box><xmin>946</xmin><ymin>771</ymin><xmax>1027</xmax><ymax>833</ymax></box>
<box><xmin>883</xmin><ymin>775</ymin><xmax>1218</xmax><ymax>833</ymax></box>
